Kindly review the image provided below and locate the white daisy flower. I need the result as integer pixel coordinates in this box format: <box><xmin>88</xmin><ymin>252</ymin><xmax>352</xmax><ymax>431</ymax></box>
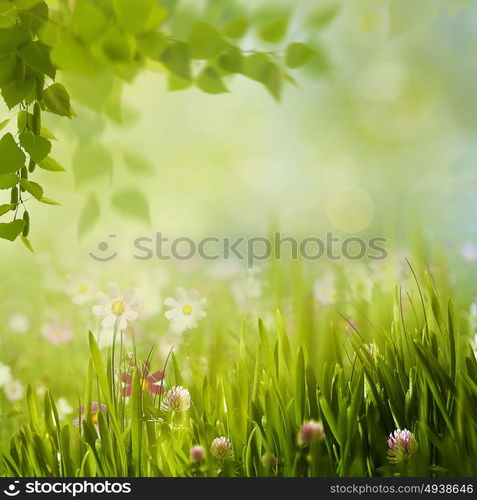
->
<box><xmin>93</xmin><ymin>283</ymin><xmax>139</xmax><ymax>330</ymax></box>
<box><xmin>158</xmin><ymin>333</ymin><xmax>182</xmax><ymax>360</ymax></box>
<box><xmin>231</xmin><ymin>267</ymin><xmax>263</xmax><ymax>311</ymax></box>
<box><xmin>349</xmin><ymin>267</ymin><xmax>373</xmax><ymax>303</ymax></box>
<box><xmin>313</xmin><ymin>274</ymin><xmax>337</xmax><ymax>306</ymax></box>
<box><xmin>161</xmin><ymin>386</ymin><xmax>191</xmax><ymax>412</ymax></box>
<box><xmin>66</xmin><ymin>276</ymin><xmax>94</xmax><ymax>305</ymax></box>
<box><xmin>461</xmin><ymin>243</ymin><xmax>477</xmax><ymax>262</ymax></box>
<box><xmin>4</xmin><ymin>380</ymin><xmax>24</xmax><ymax>402</ymax></box>
<box><xmin>0</xmin><ymin>363</ymin><xmax>12</xmax><ymax>387</ymax></box>
<box><xmin>8</xmin><ymin>313</ymin><xmax>29</xmax><ymax>334</ymax></box>
<box><xmin>56</xmin><ymin>398</ymin><xmax>73</xmax><ymax>419</ymax></box>
<box><xmin>164</xmin><ymin>288</ymin><xmax>207</xmax><ymax>333</ymax></box>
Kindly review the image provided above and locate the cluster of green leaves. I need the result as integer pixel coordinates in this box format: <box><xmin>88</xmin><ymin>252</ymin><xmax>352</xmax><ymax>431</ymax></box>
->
<box><xmin>0</xmin><ymin>0</ymin><xmax>319</xmax><ymax>243</ymax></box>
<box><xmin>2</xmin><ymin>270</ymin><xmax>477</xmax><ymax>477</ymax></box>
<box><xmin>0</xmin><ymin>1</ymin><xmax>68</xmax><ymax>247</ymax></box>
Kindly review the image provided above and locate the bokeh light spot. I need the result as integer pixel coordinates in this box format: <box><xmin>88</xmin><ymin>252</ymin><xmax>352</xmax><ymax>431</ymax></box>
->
<box><xmin>326</xmin><ymin>185</ymin><xmax>375</xmax><ymax>233</ymax></box>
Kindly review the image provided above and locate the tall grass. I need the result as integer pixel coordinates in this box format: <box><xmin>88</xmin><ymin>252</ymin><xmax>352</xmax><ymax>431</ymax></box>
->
<box><xmin>1</xmin><ymin>266</ymin><xmax>477</xmax><ymax>477</ymax></box>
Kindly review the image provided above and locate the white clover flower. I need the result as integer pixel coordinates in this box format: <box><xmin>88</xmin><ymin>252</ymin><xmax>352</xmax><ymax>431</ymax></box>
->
<box><xmin>210</xmin><ymin>437</ymin><xmax>233</xmax><ymax>459</ymax></box>
<box><xmin>161</xmin><ymin>386</ymin><xmax>191</xmax><ymax>412</ymax></box>
<box><xmin>313</xmin><ymin>274</ymin><xmax>337</xmax><ymax>306</ymax></box>
<box><xmin>4</xmin><ymin>380</ymin><xmax>24</xmax><ymax>402</ymax></box>
<box><xmin>388</xmin><ymin>429</ymin><xmax>417</xmax><ymax>463</ymax></box>
<box><xmin>56</xmin><ymin>398</ymin><xmax>73</xmax><ymax>419</ymax></box>
<box><xmin>65</xmin><ymin>276</ymin><xmax>94</xmax><ymax>305</ymax></box>
<box><xmin>8</xmin><ymin>313</ymin><xmax>29</xmax><ymax>334</ymax></box>
<box><xmin>36</xmin><ymin>385</ymin><xmax>46</xmax><ymax>397</ymax></box>
<box><xmin>190</xmin><ymin>445</ymin><xmax>206</xmax><ymax>463</ymax></box>
<box><xmin>0</xmin><ymin>363</ymin><xmax>12</xmax><ymax>387</ymax></box>
<box><xmin>297</xmin><ymin>421</ymin><xmax>325</xmax><ymax>445</ymax></box>
<box><xmin>164</xmin><ymin>288</ymin><xmax>207</xmax><ymax>333</ymax></box>
<box><xmin>93</xmin><ymin>283</ymin><xmax>139</xmax><ymax>330</ymax></box>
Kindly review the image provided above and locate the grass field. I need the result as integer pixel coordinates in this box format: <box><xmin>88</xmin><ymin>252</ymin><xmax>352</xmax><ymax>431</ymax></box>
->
<box><xmin>1</xmin><ymin>249</ymin><xmax>476</xmax><ymax>477</ymax></box>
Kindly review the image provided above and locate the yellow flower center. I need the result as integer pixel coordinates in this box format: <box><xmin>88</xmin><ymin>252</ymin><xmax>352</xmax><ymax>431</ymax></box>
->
<box><xmin>182</xmin><ymin>304</ymin><xmax>193</xmax><ymax>315</ymax></box>
<box><xmin>91</xmin><ymin>411</ymin><xmax>99</xmax><ymax>425</ymax></box>
<box><xmin>79</xmin><ymin>283</ymin><xmax>89</xmax><ymax>294</ymax></box>
<box><xmin>112</xmin><ymin>301</ymin><xmax>126</xmax><ymax>315</ymax></box>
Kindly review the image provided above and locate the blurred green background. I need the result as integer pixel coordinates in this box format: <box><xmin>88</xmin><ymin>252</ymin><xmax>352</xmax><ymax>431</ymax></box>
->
<box><xmin>1</xmin><ymin>0</ymin><xmax>477</xmax><ymax>438</ymax></box>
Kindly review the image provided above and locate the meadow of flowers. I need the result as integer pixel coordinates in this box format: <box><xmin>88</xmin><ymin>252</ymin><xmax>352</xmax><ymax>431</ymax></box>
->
<box><xmin>0</xmin><ymin>0</ymin><xmax>477</xmax><ymax>480</ymax></box>
<box><xmin>0</xmin><ymin>248</ymin><xmax>477</xmax><ymax>478</ymax></box>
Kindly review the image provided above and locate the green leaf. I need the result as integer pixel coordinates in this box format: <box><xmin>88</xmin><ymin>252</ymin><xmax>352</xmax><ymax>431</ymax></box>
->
<box><xmin>196</xmin><ymin>67</ymin><xmax>229</xmax><ymax>94</ymax></box>
<box><xmin>0</xmin><ymin>1</ymin><xmax>16</xmax><ymax>28</ymax></box>
<box><xmin>73</xmin><ymin>144</ymin><xmax>112</xmax><ymax>186</ymax></box>
<box><xmin>19</xmin><ymin>132</ymin><xmax>51</xmax><ymax>163</ymax></box>
<box><xmin>18</xmin><ymin>1</ymin><xmax>48</xmax><ymax>34</ymax></box>
<box><xmin>50</xmin><ymin>34</ymin><xmax>98</xmax><ymax>76</ymax></box>
<box><xmin>17</xmin><ymin>110</ymin><xmax>30</xmax><ymax>132</ymax></box>
<box><xmin>188</xmin><ymin>22</ymin><xmax>226</xmax><ymax>59</ymax></box>
<box><xmin>0</xmin><ymin>133</ymin><xmax>25</xmax><ymax>174</ymax></box>
<box><xmin>0</xmin><ymin>26</ymin><xmax>31</xmax><ymax>54</ymax></box>
<box><xmin>17</xmin><ymin>0</ymin><xmax>44</xmax><ymax>10</ymax></box>
<box><xmin>123</xmin><ymin>150</ymin><xmax>154</xmax><ymax>175</ymax></box>
<box><xmin>0</xmin><ymin>173</ymin><xmax>18</xmax><ymax>189</ymax></box>
<box><xmin>160</xmin><ymin>42</ymin><xmax>190</xmax><ymax>80</ymax></box>
<box><xmin>259</xmin><ymin>17</ymin><xmax>288</xmax><ymax>43</ymax></box>
<box><xmin>78</xmin><ymin>194</ymin><xmax>100</xmax><ymax>238</ymax></box>
<box><xmin>40</xmin><ymin>127</ymin><xmax>57</xmax><ymax>141</ymax></box>
<box><xmin>97</xmin><ymin>26</ymin><xmax>135</xmax><ymax>63</ymax></box>
<box><xmin>38</xmin><ymin>156</ymin><xmax>65</xmax><ymax>172</ymax></box>
<box><xmin>0</xmin><ymin>203</ymin><xmax>14</xmax><ymax>216</ymax></box>
<box><xmin>19</xmin><ymin>41</ymin><xmax>56</xmax><ymax>79</ymax></box>
<box><xmin>137</xmin><ymin>31</ymin><xmax>167</xmax><ymax>59</ymax></box>
<box><xmin>223</xmin><ymin>16</ymin><xmax>248</xmax><ymax>39</ymax></box>
<box><xmin>43</xmin><ymin>83</ymin><xmax>73</xmax><ymax>117</ymax></box>
<box><xmin>20</xmin><ymin>179</ymin><xmax>43</xmax><ymax>200</ymax></box>
<box><xmin>218</xmin><ymin>46</ymin><xmax>244</xmax><ymax>74</ymax></box>
<box><xmin>39</xmin><ymin>196</ymin><xmax>60</xmax><ymax>205</ymax></box>
<box><xmin>71</xmin><ymin>1</ymin><xmax>109</xmax><ymax>43</ymax></box>
<box><xmin>243</xmin><ymin>53</ymin><xmax>271</xmax><ymax>82</ymax></box>
<box><xmin>113</xmin><ymin>0</ymin><xmax>156</xmax><ymax>35</ymax></box>
<box><xmin>111</xmin><ymin>187</ymin><xmax>150</xmax><ymax>224</ymax></box>
<box><xmin>167</xmin><ymin>73</ymin><xmax>192</xmax><ymax>92</ymax></box>
<box><xmin>307</xmin><ymin>6</ymin><xmax>340</xmax><ymax>29</ymax></box>
<box><xmin>285</xmin><ymin>42</ymin><xmax>317</xmax><ymax>69</ymax></box>
<box><xmin>0</xmin><ymin>118</ymin><xmax>9</xmax><ymax>131</ymax></box>
<box><xmin>1</xmin><ymin>76</ymin><xmax>35</xmax><ymax>108</ymax></box>
<box><xmin>0</xmin><ymin>53</ymin><xmax>16</xmax><ymax>85</ymax></box>
<box><xmin>0</xmin><ymin>219</ymin><xmax>24</xmax><ymax>241</ymax></box>
<box><xmin>20</xmin><ymin>234</ymin><xmax>33</xmax><ymax>252</ymax></box>
<box><xmin>264</xmin><ymin>63</ymin><xmax>283</xmax><ymax>102</ymax></box>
